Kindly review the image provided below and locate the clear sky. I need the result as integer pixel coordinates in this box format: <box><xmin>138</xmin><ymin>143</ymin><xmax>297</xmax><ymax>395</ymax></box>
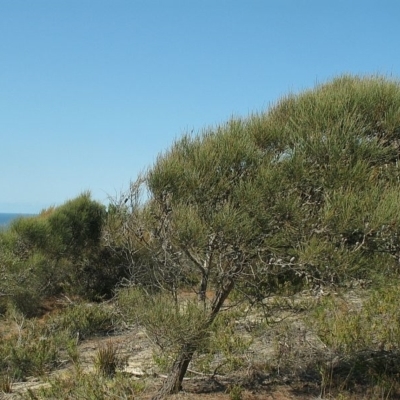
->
<box><xmin>1</xmin><ymin>1</ymin><xmax>399</xmax><ymax>213</ymax></box>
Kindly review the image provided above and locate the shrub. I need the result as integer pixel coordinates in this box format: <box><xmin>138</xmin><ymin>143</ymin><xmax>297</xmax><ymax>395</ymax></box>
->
<box><xmin>117</xmin><ymin>287</ymin><xmax>209</xmax><ymax>350</ymax></box>
<box><xmin>47</xmin><ymin>192</ymin><xmax>105</xmax><ymax>258</ymax></box>
<box><xmin>309</xmin><ymin>282</ymin><xmax>400</xmax><ymax>395</ymax></box>
<box><xmin>8</xmin><ymin>288</ymin><xmax>41</xmax><ymax>318</ymax></box>
<box><xmin>10</xmin><ymin>216</ymin><xmax>51</xmax><ymax>255</ymax></box>
<box><xmin>21</xmin><ymin>370</ymin><xmax>145</xmax><ymax>399</ymax></box>
<box><xmin>0</xmin><ymin>307</ymin><xmax>71</xmax><ymax>380</ymax></box>
<box><xmin>191</xmin><ymin>307</ymin><xmax>252</xmax><ymax>375</ymax></box>
<box><xmin>0</xmin><ymin>193</ymin><xmax>120</xmax><ymax>315</ymax></box>
<box><xmin>228</xmin><ymin>384</ymin><xmax>243</xmax><ymax>400</ymax></box>
<box><xmin>47</xmin><ymin>302</ymin><xmax>117</xmax><ymax>340</ymax></box>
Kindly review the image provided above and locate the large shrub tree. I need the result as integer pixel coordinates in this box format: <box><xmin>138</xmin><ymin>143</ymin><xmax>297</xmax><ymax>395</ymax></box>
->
<box><xmin>119</xmin><ymin>75</ymin><xmax>400</xmax><ymax>398</ymax></box>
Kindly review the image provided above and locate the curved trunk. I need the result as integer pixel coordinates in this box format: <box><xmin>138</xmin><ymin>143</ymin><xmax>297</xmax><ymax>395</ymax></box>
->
<box><xmin>151</xmin><ymin>342</ymin><xmax>196</xmax><ymax>400</ymax></box>
<box><xmin>152</xmin><ymin>275</ymin><xmax>236</xmax><ymax>399</ymax></box>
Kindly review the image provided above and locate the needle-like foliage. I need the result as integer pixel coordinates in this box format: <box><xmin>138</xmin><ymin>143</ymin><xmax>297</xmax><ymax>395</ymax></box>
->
<box><xmin>116</xmin><ymin>75</ymin><xmax>400</xmax><ymax>398</ymax></box>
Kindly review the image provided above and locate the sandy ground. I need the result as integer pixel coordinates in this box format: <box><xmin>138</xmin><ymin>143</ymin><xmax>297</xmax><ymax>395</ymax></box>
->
<box><xmin>1</xmin><ymin>289</ymin><xmax>367</xmax><ymax>399</ymax></box>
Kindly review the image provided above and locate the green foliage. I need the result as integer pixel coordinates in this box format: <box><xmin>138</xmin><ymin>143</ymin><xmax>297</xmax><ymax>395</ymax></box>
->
<box><xmin>309</xmin><ymin>283</ymin><xmax>400</xmax><ymax>396</ymax></box>
<box><xmin>4</xmin><ymin>74</ymin><xmax>400</xmax><ymax>397</ymax></box>
<box><xmin>10</xmin><ymin>216</ymin><xmax>51</xmax><ymax>254</ymax></box>
<box><xmin>0</xmin><ymin>307</ymin><xmax>73</xmax><ymax>381</ymax></box>
<box><xmin>47</xmin><ymin>192</ymin><xmax>105</xmax><ymax>258</ymax></box>
<box><xmin>193</xmin><ymin>308</ymin><xmax>253</xmax><ymax>374</ymax></box>
<box><xmin>0</xmin><ymin>193</ymin><xmax>120</xmax><ymax>316</ymax></box>
<box><xmin>22</xmin><ymin>369</ymin><xmax>145</xmax><ymax>400</ymax></box>
<box><xmin>117</xmin><ymin>286</ymin><xmax>253</xmax><ymax>376</ymax></box>
<box><xmin>117</xmin><ymin>287</ymin><xmax>209</xmax><ymax>353</ymax></box>
<box><xmin>8</xmin><ymin>287</ymin><xmax>42</xmax><ymax>318</ymax></box>
<box><xmin>44</xmin><ymin>193</ymin><xmax>110</xmax><ymax>297</ymax></box>
<box><xmin>0</xmin><ymin>301</ymin><xmax>119</xmax><ymax>383</ymax></box>
<box><xmin>144</xmin><ymin>75</ymin><xmax>400</xmax><ymax>302</ymax></box>
<box><xmin>312</xmin><ymin>285</ymin><xmax>400</xmax><ymax>353</ymax></box>
<box><xmin>47</xmin><ymin>302</ymin><xmax>117</xmax><ymax>340</ymax></box>
<box><xmin>113</xmin><ymin>75</ymin><xmax>400</xmax><ymax>395</ymax></box>
<box><xmin>0</xmin><ymin>228</ymin><xmax>48</xmax><ymax>316</ymax></box>
<box><xmin>228</xmin><ymin>384</ymin><xmax>243</xmax><ymax>400</ymax></box>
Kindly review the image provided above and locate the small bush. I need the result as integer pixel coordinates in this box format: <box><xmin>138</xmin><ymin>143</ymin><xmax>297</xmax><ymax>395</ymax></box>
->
<box><xmin>193</xmin><ymin>308</ymin><xmax>252</xmax><ymax>375</ymax></box>
<box><xmin>311</xmin><ymin>285</ymin><xmax>400</xmax><ymax>354</ymax></box>
<box><xmin>228</xmin><ymin>384</ymin><xmax>243</xmax><ymax>400</ymax></box>
<box><xmin>47</xmin><ymin>302</ymin><xmax>117</xmax><ymax>340</ymax></box>
<box><xmin>0</xmin><ymin>309</ymin><xmax>71</xmax><ymax>380</ymax></box>
<box><xmin>309</xmin><ymin>283</ymin><xmax>400</xmax><ymax>396</ymax></box>
<box><xmin>21</xmin><ymin>369</ymin><xmax>145</xmax><ymax>400</ymax></box>
<box><xmin>9</xmin><ymin>288</ymin><xmax>41</xmax><ymax>318</ymax></box>
<box><xmin>117</xmin><ymin>287</ymin><xmax>209</xmax><ymax>349</ymax></box>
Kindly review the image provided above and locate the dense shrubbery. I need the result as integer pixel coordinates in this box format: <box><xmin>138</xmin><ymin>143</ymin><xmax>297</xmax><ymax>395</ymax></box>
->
<box><xmin>0</xmin><ymin>192</ymin><xmax>130</xmax><ymax>315</ymax></box>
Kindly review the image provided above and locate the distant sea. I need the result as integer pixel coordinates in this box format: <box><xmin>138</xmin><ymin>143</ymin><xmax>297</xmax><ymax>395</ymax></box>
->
<box><xmin>0</xmin><ymin>213</ymin><xmax>35</xmax><ymax>228</ymax></box>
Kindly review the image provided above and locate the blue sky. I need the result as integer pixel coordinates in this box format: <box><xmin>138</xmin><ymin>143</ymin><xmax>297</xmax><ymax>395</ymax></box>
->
<box><xmin>1</xmin><ymin>1</ymin><xmax>399</xmax><ymax>213</ymax></box>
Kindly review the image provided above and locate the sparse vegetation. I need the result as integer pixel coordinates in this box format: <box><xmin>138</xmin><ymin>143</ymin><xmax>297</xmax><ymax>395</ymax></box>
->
<box><xmin>228</xmin><ymin>384</ymin><xmax>243</xmax><ymax>400</ymax></box>
<box><xmin>21</xmin><ymin>368</ymin><xmax>145</xmax><ymax>400</ymax></box>
<box><xmin>1</xmin><ymin>74</ymin><xmax>400</xmax><ymax>399</ymax></box>
<box><xmin>308</xmin><ymin>282</ymin><xmax>400</xmax><ymax>397</ymax></box>
<box><xmin>0</xmin><ymin>306</ymin><xmax>72</xmax><ymax>381</ymax></box>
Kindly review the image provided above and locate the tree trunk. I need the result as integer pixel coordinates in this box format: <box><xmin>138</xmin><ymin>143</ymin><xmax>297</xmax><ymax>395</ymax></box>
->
<box><xmin>198</xmin><ymin>272</ymin><xmax>208</xmax><ymax>303</ymax></box>
<box><xmin>152</xmin><ymin>274</ymin><xmax>236</xmax><ymax>399</ymax></box>
<box><xmin>152</xmin><ymin>342</ymin><xmax>196</xmax><ymax>400</ymax></box>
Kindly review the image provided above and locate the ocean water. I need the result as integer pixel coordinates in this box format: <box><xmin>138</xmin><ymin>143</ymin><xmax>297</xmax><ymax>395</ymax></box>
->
<box><xmin>0</xmin><ymin>213</ymin><xmax>35</xmax><ymax>228</ymax></box>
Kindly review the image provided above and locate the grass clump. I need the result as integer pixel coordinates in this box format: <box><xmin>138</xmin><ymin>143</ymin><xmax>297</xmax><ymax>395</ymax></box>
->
<box><xmin>228</xmin><ymin>384</ymin><xmax>243</xmax><ymax>400</ymax></box>
<box><xmin>0</xmin><ymin>374</ymin><xmax>13</xmax><ymax>394</ymax></box>
<box><xmin>94</xmin><ymin>340</ymin><xmax>127</xmax><ymax>377</ymax></box>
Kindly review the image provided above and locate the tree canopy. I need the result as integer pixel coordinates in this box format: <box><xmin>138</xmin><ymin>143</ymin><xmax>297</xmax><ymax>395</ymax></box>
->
<box><xmin>146</xmin><ymin>75</ymin><xmax>400</xmax><ymax>292</ymax></box>
<box><xmin>118</xmin><ymin>75</ymin><xmax>400</xmax><ymax>398</ymax></box>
